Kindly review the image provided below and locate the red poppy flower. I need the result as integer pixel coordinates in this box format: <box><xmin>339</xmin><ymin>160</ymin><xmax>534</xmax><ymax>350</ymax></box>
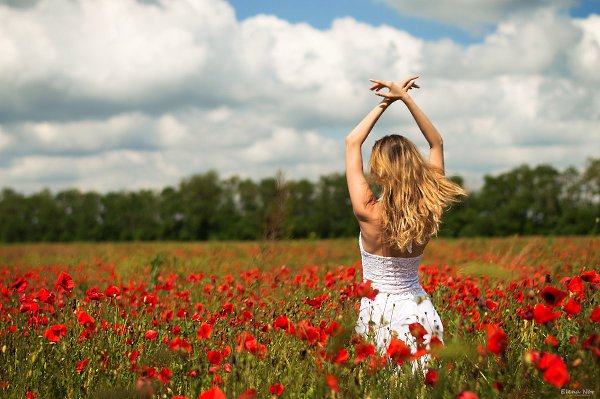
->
<box><xmin>457</xmin><ymin>391</ymin><xmax>478</xmax><ymax>399</ymax></box>
<box><xmin>409</xmin><ymin>322</ymin><xmax>428</xmax><ymax>346</ymax></box>
<box><xmin>76</xmin><ymin>311</ymin><xmax>95</xmax><ymax>328</ymax></box>
<box><xmin>386</xmin><ymin>338</ymin><xmax>411</xmax><ymax>364</ymax></box>
<box><xmin>168</xmin><ymin>337</ymin><xmax>192</xmax><ymax>354</ymax></box>
<box><xmin>269</xmin><ymin>383</ymin><xmax>284</xmax><ymax>396</ymax></box>
<box><xmin>273</xmin><ymin>315</ymin><xmax>290</xmax><ymax>330</ymax></box>
<box><xmin>538</xmin><ymin>353</ymin><xmax>570</xmax><ymax>388</ymax></box>
<box><xmin>354</xmin><ymin>342</ymin><xmax>376</xmax><ymax>363</ymax></box>
<box><xmin>236</xmin><ymin>332</ymin><xmax>267</xmax><ymax>358</ymax></box>
<box><xmin>105</xmin><ymin>286</ymin><xmax>120</xmax><ymax>297</ymax></box>
<box><xmin>355</xmin><ymin>280</ymin><xmax>379</xmax><ymax>300</ymax></box>
<box><xmin>580</xmin><ymin>270</ymin><xmax>599</xmax><ymax>283</ymax></box>
<box><xmin>43</xmin><ymin>324</ymin><xmax>67</xmax><ymax>342</ymax></box>
<box><xmin>207</xmin><ymin>350</ymin><xmax>222</xmax><ymax>365</ymax></box>
<box><xmin>56</xmin><ymin>272</ymin><xmax>74</xmax><ymax>292</ymax></box>
<box><xmin>198</xmin><ymin>386</ymin><xmax>226</xmax><ymax>399</ymax></box>
<box><xmin>424</xmin><ymin>369</ymin><xmax>438</xmax><ymax>385</ymax></box>
<box><xmin>158</xmin><ymin>367</ymin><xmax>171</xmax><ymax>384</ymax></box>
<box><xmin>11</xmin><ymin>277</ymin><xmax>28</xmax><ymax>293</ymax></box>
<box><xmin>75</xmin><ymin>358</ymin><xmax>89</xmax><ymax>373</ymax></box>
<box><xmin>517</xmin><ymin>305</ymin><xmax>534</xmax><ymax>321</ymax></box>
<box><xmin>197</xmin><ymin>322</ymin><xmax>212</xmax><ymax>340</ymax></box>
<box><xmin>334</xmin><ymin>348</ymin><xmax>349</xmax><ymax>364</ymax></box>
<box><xmin>145</xmin><ymin>330</ymin><xmax>159</xmax><ymax>340</ymax></box>
<box><xmin>486</xmin><ymin>324</ymin><xmax>508</xmax><ymax>355</ymax></box>
<box><xmin>325</xmin><ymin>374</ymin><xmax>339</xmax><ymax>392</ymax></box>
<box><xmin>533</xmin><ymin>303</ymin><xmax>561</xmax><ymax>324</ymax></box>
<box><xmin>545</xmin><ymin>335</ymin><xmax>558</xmax><ymax>346</ymax></box>
<box><xmin>485</xmin><ymin>300</ymin><xmax>499</xmax><ymax>310</ymax></box>
<box><xmin>238</xmin><ymin>389</ymin><xmax>257</xmax><ymax>399</ymax></box>
<box><xmin>563</xmin><ymin>298</ymin><xmax>581</xmax><ymax>315</ymax></box>
<box><xmin>468</xmin><ymin>308</ymin><xmax>480</xmax><ymax>322</ymax></box>
<box><xmin>86</xmin><ymin>287</ymin><xmax>103</xmax><ymax>301</ymax></box>
<box><xmin>539</xmin><ymin>286</ymin><xmax>568</xmax><ymax>306</ymax></box>
<box><xmin>303</xmin><ymin>296</ymin><xmax>322</xmax><ymax>308</ymax></box>
<box><xmin>566</xmin><ymin>277</ymin><xmax>584</xmax><ymax>294</ymax></box>
<box><xmin>35</xmin><ymin>288</ymin><xmax>56</xmax><ymax>304</ymax></box>
<box><xmin>296</xmin><ymin>320</ymin><xmax>319</xmax><ymax>343</ymax></box>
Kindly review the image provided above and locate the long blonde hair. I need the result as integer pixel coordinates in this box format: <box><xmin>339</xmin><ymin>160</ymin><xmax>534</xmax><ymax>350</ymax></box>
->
<box><xmin>369</xmin><ymin>135</ymin><xmax>466</xmax><ymax>251</ymax></box>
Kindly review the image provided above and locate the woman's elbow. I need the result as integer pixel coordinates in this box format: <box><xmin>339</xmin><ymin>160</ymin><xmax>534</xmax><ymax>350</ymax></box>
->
<box><xmin>345</xmin><ymin>135</ymin><xmax>361</xmax><ymax>147</ymax></box>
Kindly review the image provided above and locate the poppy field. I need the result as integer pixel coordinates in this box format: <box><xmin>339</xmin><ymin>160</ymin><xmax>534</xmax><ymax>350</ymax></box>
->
<box><xmin>1</xmin><ymin>237</ymin><xmax>599</xmax><ymax>399</ymax></box>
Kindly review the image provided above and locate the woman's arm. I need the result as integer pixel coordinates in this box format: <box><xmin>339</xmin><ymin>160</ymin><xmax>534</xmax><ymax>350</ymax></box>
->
<box><xmin>371</xmin><ymin>78</ymin><xmax>445</xmax><ymax>175</ymax></box>
<box><xmin>345</xmin><ymin>99</ymin><xmax>394</xmax><ymax>221</ymax></box>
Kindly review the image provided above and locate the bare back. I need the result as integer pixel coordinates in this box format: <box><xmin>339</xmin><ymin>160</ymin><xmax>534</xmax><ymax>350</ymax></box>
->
<box><xmin>358</xmin><ymin>202</ymin><xmax>429</xmax><ymax>258</ymax></box>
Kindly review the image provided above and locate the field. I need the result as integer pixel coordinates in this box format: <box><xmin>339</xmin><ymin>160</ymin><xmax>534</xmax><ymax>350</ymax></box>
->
<box><xmin>1</xmin><ymin>237</ymin><xmax>599</xmax><ymax>399</ymax></box>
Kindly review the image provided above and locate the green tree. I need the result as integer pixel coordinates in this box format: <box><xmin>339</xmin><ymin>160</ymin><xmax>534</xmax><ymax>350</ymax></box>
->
<box><xmin>178</xmin><ymin>171</ymin><xmax>221</xmax><ymax>240</ymax></box>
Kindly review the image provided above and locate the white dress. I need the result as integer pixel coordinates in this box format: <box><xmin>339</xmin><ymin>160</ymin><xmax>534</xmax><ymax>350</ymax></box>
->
<box><xmin>355</xmin><ymin>232</ymin><xmax>444</xmax><ymax>373</ymax></box>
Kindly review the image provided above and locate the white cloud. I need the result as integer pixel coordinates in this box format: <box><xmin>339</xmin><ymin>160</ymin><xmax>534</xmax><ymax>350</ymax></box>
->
<box><xmin>0</xmin><ymin>0</ymin><xmax>598</xmax><ymax>193</ymax></box>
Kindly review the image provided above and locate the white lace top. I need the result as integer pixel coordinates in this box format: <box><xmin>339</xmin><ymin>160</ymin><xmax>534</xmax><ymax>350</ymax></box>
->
<box><xmin>359</xmin><ymin>232</ymin><xmax>427</xmax><ymax>296</ymax></box>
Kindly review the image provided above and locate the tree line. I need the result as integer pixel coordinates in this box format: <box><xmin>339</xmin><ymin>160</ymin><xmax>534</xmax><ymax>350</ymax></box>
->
<box><xmin>0</xmin><ymin>159</ymin><xmax>597</xmax><ymax>242</ymax></box>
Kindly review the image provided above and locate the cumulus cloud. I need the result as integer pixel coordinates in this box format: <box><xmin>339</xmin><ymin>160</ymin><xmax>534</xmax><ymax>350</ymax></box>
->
<box><xmin>0</xmin><ymin>0</ymin><xmax>598</xmax><ymax>193</ymax></box>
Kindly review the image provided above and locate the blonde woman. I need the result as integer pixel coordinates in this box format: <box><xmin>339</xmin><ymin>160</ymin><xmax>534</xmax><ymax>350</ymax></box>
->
<box><xmin>346</xmin><ymin>76</ymin><xmax>465</xmax><ymax>372</ymax></box>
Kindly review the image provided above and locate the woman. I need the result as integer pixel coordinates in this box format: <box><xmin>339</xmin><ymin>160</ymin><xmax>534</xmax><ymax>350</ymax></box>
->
<box><xmin>345</xmin><ymin>76</ymin><xmax>465</xmax><ymax>373</ymax></box>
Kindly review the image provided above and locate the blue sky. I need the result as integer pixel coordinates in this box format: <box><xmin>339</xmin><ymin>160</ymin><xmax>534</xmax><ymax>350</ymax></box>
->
<box><xmin>229</xmin><ymin>0</ymin><xmax>600</xmax><ymax>43</ymax></box>
<box><xmin>0</xmin><ymin>0</ymin><xmax>598</xmax><ymax>193</ymax></box>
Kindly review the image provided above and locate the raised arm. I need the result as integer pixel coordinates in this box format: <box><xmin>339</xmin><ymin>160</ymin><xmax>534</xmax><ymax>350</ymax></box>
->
<box><xmin>345</xmin><ymin>99</ymin><xmax>393</xmax><ymax>221</ymax></box>
<box><xmin>371</xmin><ymin>78</ymin><xmax>445</xmax><ymax>175</ymax></box>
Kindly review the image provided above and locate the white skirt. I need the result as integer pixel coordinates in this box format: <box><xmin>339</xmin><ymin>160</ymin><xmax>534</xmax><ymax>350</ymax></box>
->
<box><xmin>355</xmin><ymin>292</ymin><xmax>444</xmax><ymax>373</ymax></box>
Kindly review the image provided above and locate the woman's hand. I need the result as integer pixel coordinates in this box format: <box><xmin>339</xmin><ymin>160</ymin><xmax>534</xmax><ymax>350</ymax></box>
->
<box><xmin>369</xmin><ymin>76</ymin><xmax>419</xmax><ymax>102</ymax></box>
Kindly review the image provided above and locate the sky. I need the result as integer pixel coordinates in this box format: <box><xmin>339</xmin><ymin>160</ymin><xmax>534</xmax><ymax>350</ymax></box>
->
<box><xmin>0</xmin><ymin>0</ymin><xmax>599</xmax><ymax>194</ymax></box>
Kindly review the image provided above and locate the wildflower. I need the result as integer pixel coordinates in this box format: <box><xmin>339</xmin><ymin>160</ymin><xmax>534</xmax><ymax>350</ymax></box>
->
<box><xmin>355</xmin><ymin>280</ymin><xmax>379</xmax><ymax>300</ymax></box>
<box><xmin>11</xmin><ymin>277</ymin><xmax>28</xmax><ymax>293</ymax></box>
<box><xmin>457</xmin><ymin>391</ymin><xmax>478</xmax><ymax>399</ymax></box>
<box><xmin>334</xmin><ymin>348</ymin><xmax>349</xmax><ymax>364</ymax></box>
<box><xmin>35</xmin><ymin>288</ymin><xmax>56</xmax><ymax>304</ymax></box>
<box><xmin>538</xmin><ymin>353</ymin><xmax>570</xmax><ymax>388</ymax></box>
<box><xmin>563</xmin><ymin>298</ymin><xmax>581</xmax><ymax>316</ymax></box>
<box><xmin>75</xmin><ymin>359</ymin><xmax>89</xmax><ymax>373</ymax></box>
<box><xmin>86</xmin><ymin>287</ymin><xmax>104</xmax><ymax>301</ymax></box>
<box><xmin>325</xmin><ymin>374</ymin><xmax>339</xmax><ymax>392</ymax></box>
<box><xmin>238</xmin><ymin>389</ymin><xmax>257</xmax><ymax>399</ymax></box>
<box><xmin>105</xmin><ymin>286</ymin><xmax>120</xmax><ymax>297</ymax></box>
<box><xmin>273</xmin><ymin>315</ymin><xmax>290</xmax><ymax>330</ymax></box>
<box><xmin>56</xmin><ymin>272</ymin><xmax>75</xmax><ymax>292</ymax></box>
<box><xmin>539</xmin><ymin>286</ymin><xmax>568</xmax><ymax>306</ymax></box>
<box><xmin>486</xmin><ymin>324</ymin><xmax>508</xmax><ymax>355</ymax></box>
<box><xmin>386</xmin><ymin>338</ymin><xmax>410</xmax><ymax>365</ymax></box>
<box><xmin>566</xmin><ymin>277</ymin><xmax>584</xmax><ymax>294</ymax></box>
<box><xmin>424</xmin><ymin>369</ymin><xmax>438</xmax><ymax>385</ymax></box>
<box><xmin>197</xmin><ymin>322</ymin><xmax>212</xmax><ymax>340</ymax></box>
<box><xmin>43</xmin><ymin>324</ymin><xmax>67</xmax><ymax>342</ymax></box>
<box><xmin>159</xmin><ymin>367</ymin><xmax>171</xmax><ymax>384</ymax></box>
<box><xmin>533</xmin><ymin>303</ymin><xmax>560</xmax><ymax>324</ymax></box>
<box><xmin>207</xmin><ymin>350</ymin><xmax>222</xmax><ymax>365</ymax></box>
<box><xmin>269</xmin><ymin>383</ymin><xmax>284</xmax><ymax>396</ymax></box>
<box><xmin>198</xmin><ymin>386</ymin><xmax>226</xmax><ymax>399</ymax></box>
<box><xmin>409</xmin><ymin>322</ymin><xmax>428</xmax><ymax>347</ymax></box>
<box><xmin>168</xmin><ymin>337</ymin><xmax>192</xmax><ymax>354</ymax></box>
